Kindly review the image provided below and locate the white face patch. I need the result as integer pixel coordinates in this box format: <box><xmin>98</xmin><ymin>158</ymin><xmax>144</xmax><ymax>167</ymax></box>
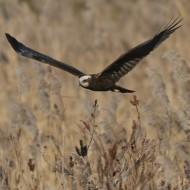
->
<box><xmin>79</xmin><ymin>75</ymin><xmax>92</xmax><ymax>88</ymax></box>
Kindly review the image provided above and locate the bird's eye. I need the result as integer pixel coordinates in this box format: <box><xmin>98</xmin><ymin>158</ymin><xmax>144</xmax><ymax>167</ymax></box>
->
<box><xmin>83</xmin><ymin>79</ymin><xmax>87</xmax><ymax>83</ymax></box>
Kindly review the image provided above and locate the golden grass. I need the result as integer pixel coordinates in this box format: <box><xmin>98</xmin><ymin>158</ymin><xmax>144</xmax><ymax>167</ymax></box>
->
<box><xmin>1</xmin><ymin>0</ymin><xmax>190</xmax><ymax>189</ymax></box>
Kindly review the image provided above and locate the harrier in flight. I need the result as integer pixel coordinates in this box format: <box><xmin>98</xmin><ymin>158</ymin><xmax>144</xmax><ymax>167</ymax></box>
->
<box><xmin>5</xmin><ymin>18</ymin><xmax>182</xmax><ymax>93</ymax></box>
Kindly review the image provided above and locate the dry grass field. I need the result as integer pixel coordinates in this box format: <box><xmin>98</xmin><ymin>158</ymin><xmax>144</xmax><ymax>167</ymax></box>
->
<box><xmin>0</xmin><ymin>0</ymin><xmax>190</xmax><ymax>189</ymax></box>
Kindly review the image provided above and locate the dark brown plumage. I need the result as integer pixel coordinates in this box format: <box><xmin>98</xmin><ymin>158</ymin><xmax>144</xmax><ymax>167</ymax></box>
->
<box><xmin>5</xmin><ymin>17</ymin><xmax>182</xmax><ymax>93</ymax></box>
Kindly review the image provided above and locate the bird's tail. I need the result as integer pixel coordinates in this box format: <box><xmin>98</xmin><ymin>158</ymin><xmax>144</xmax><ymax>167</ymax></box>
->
<box><xmin>111</xmin><ymin>85</ymin><xmax>135</xmax><ymax>93</ymax></box>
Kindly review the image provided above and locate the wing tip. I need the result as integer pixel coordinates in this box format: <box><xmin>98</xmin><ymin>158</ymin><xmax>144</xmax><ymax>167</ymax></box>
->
<box><xmin>5</xmin><ymin>33</ymin><xmax>9</xmax><ymax>38</ymax></box>
<box><xmin>163</xmin><ymin>16</ymin><xmax>183</xmax><ymax>32</ymax></box>
<box><xmin>5</xmin><ymin>33</ymin><xmax>13</xmax><ymax>42</ymax></box>
<box><xmin>5</xmin><ymin>33</ymin><xmax>13</xmax><ymax>44</ymax></box>
<box><xmin>5</xmin><ymin>33</ymin><xmax>22</xmax><ymax>53</ymax></box>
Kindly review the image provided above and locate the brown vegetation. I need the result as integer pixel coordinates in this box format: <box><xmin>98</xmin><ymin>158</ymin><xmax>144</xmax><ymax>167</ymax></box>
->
<box><xmin>0</xmin><ymin>0</ymin><xmax>190</xmax><ymax>189</ymax></box>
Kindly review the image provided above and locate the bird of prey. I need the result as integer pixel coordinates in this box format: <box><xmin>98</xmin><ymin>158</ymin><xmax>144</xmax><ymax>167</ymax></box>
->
<box><xmin>5</xmin><ymin>17</ymin><xmax>182</xmax><ymax>93</ymax></box>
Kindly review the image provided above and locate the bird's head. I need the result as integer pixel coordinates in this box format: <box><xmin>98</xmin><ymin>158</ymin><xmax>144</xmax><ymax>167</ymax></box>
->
<box><xmin>79</xmin><ymin>75</ymin><xmax>92</xmax><ymax>88</ymax></box>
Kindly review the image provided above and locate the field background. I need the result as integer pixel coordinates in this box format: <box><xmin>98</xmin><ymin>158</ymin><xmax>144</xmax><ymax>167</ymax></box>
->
<box><xmin>0</xmin><ymin>0</ymin><xmax>190</xmax><ymax>189</ymax></box>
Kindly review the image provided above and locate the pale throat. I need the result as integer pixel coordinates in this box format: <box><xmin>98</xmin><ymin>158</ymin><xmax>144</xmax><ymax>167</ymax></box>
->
<box><xmin>79</xmin><ymin>75</ymin><xmax>92</xmax><ymax>87</ymax></box>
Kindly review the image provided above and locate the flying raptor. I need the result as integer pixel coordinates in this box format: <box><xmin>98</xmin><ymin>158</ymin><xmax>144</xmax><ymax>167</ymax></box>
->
<box><xmin>5</xmin><ymin>18</ymin><xmax>182</xmax><ymax>93</ymax></box>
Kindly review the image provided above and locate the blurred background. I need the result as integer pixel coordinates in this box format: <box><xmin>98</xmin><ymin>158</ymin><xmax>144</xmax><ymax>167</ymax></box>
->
<box><xmin>0</xmin><ymin>0</ymin><xmax>190</xmax><ymax>189</ymax></box>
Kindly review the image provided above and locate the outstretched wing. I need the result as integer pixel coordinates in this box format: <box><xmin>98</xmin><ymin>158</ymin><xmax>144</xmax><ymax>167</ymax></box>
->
<box><xmin>5</xmin><ymin>33</ymin><xmax>85</xmax><ymax>77</ymax></box>
<box><xmin>99</xmin><ymin>17</ymin><xmax>182</xmax><ymax>82</ymax></box>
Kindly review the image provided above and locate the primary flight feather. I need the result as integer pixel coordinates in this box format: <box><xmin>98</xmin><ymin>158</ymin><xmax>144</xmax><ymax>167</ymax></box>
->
<box><xmin>5</xmin><ymin>17</ymin><xmax>182</xmax><ymax>93</ymax></box>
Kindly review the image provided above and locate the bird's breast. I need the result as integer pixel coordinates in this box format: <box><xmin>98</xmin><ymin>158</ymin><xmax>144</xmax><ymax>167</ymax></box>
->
<box><xmin>88</xmin><ymin>75</ymin><xmax>114</xmax><ymax>91</ymax></box>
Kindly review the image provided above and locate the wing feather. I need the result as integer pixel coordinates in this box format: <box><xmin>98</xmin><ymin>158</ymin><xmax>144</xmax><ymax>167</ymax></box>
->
<box><xmin>5</xmin><ymin>33</ymin><xmax>85</xmax><ymax>77</ymax></box>
<box><xmin>100</xmin><ymin>17</ymin><xmax>182</xmax><ymax>82</ymax></box>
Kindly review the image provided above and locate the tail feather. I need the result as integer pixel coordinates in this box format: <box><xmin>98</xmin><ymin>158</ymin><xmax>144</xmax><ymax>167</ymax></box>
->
<box><xmin>111</xmin><ymin>86</ymin><xmax>135</xmax><ymax>93</ymax></box>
